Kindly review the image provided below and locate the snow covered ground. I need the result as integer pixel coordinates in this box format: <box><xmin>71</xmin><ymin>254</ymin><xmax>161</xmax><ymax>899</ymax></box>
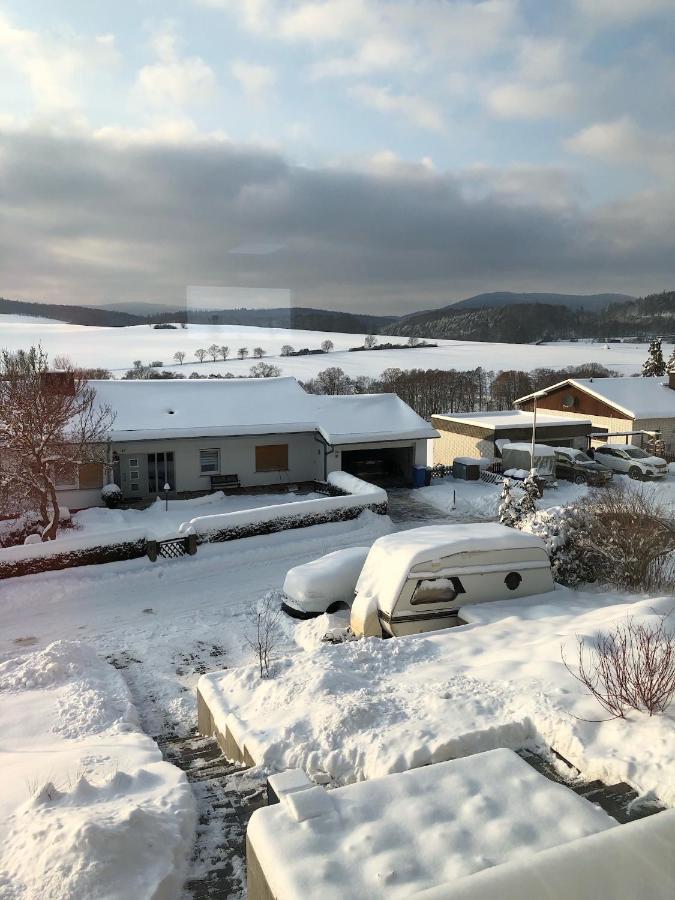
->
<box><xmin>69</xmin><ymin>490</ymin><xmax>322</xmax><ymax>540</ymax></box>
<box><xmin>0</xmin><ymin>641</ymin><xmax>195</xmax><ymax>899</ymax></box>
<box><xmin>0</xmin><ymin>319</ymin><xmax>666</xmax><ymax>379</ymax></box>
<box><xmin>200</xmin><ymin>589</ymin><xmax>675</xmax><ymax>806</ymax></box>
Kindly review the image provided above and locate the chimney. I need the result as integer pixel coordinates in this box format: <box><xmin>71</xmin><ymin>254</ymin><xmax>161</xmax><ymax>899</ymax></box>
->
<box><xmin>40</xmin><ymin>370</ymin><xmax>76</xmax><ymax>396</ymax></box>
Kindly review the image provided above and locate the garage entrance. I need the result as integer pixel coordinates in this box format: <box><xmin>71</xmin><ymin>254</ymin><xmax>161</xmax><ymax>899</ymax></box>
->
<box><xmin>341</xmin><ymin>446</ymin><xmax>414</xmax><ymax>487</ymax></box>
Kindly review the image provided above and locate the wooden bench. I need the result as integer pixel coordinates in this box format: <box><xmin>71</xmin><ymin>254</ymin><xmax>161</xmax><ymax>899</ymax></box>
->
<box><xmin>210</xmin><ymin>473</ymin><xmax>240</xmax><ymax>490</ymax></box>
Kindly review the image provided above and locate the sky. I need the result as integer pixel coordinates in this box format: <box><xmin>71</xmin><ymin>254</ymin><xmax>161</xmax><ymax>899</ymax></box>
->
<box><xmin>0</xmin><ymin>0</ymin><xmax>674</xmax><ymax>315</ymax></box>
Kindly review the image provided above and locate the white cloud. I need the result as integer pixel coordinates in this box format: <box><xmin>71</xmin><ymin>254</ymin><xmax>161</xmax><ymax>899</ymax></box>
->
<box><xmin>0</xmin><ymin>12</ymin><xmax>118</xmax><ymax>115</ymax></box>
<box><xmin>279</xmin><ymin>0</ymin><xmax>371</xmax><ymax>42</ymax></box>
<box><xmin>566</xmin><ymin>117</ymin><xmax>675</xmax><ymax>177</ymax></box>
<box><xmin>309</xmin><ymin>35</ymin><xmax>413</xmax><ymax>79</ymax></box>
<box><xmin>231</xmin><ymin>60</ymin><xmax>276</xmax><ymax>97</ymax></box>
<box><xmin>351</xmin><ymin>83</ymin><xmax>445</xmax><ymax>131</ymax></box>
<box><xmin>93</xmin><ymin>118</ymin><xmax>229</xmax><ymax>146</ymax></box>
<box><xmin>136</xmin><ymin>25</ymin><xmax>216</xmax><ymax>109</ymax></box>
<box><xmin>486</xmin><ymin>81</ymin><xmax>577</xmax><ymax>119</ymax></box>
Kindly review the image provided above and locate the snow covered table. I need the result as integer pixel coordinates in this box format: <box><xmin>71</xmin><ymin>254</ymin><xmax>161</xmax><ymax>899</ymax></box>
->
<box><xmin>246</xmin><ymin>748</ymin><xmax>619</xmax><ymax>900</ymax></box>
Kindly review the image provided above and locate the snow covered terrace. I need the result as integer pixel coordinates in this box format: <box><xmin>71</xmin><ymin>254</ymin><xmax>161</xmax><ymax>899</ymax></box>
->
<box><xmin>91</xmin><ymin>377</ymin><xmax>438</xmax><ymax>445</ymax></box>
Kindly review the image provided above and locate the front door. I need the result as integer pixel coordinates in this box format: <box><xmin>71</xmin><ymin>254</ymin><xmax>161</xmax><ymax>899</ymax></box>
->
<box><xmin>147</xmin><ymin>451</ymin><xmax>175</xmax><ymax>495</ymax></box>
<box><xmin>120</xmin><ymin>453</ymin><xmax>149</xmax><ymax>499</ymax></box>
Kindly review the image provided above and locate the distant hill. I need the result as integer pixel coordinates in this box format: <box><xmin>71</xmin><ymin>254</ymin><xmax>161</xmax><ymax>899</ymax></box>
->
<box><xmin>0</xmin><ymin>297</ymin><xmax>142</xmax><ymax>327</ymax></box>
<box><xmin>448</xmin><ymin>291</ymin><xmax>635</xmax><ymax>312</ymax></box>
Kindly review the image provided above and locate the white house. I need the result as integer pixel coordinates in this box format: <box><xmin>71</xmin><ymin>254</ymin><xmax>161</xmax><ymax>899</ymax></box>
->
<box><xmin>57</xmin><ymin>377</ymin><xmax>438</xmax><ymax>508</ymax></box>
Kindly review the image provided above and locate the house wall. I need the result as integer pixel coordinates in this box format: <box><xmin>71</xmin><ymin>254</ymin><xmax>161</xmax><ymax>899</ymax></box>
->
<box><xmin>113</xmin><ymin>432</ymin><xmax>322</xmax><ymax>499</ymax></box>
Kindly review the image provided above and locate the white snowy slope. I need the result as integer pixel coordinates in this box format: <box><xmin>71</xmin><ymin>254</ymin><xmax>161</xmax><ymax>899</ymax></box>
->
<box><xmin>0</xmin><ymin>320</ymin><xmax>666</xmax><ymax>377</ymax></box>
<box><xmin>199</xmin><ymin>590</ymin><xmax>675</xmax><ymax>804</ymax></box>
<box><xmin>0</xmin><ymin>641</ymin><xmax>196</xmax><ymax>900</ymax></box>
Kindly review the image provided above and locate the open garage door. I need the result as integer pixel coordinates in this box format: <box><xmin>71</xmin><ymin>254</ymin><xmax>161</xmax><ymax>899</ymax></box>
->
<box><xmin>341</xmin><ymin>446</ymin><xmax>414</xmax><ymax>488</ymax></box>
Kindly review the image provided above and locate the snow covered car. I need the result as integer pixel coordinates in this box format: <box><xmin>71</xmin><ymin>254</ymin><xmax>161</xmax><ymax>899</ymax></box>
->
<box><xmin>281</xmin><ymin>547</ymin><xmax>371</xmax><ymax>619</ymax></box>
<box><xmin>350</xmin><ymin>523</ymin><xmax>554</xmax><ymax>639</ymax></box>
<box><xmin>592</xmin><ymin>444</ymin><xmax>668</xmax><ymax>480</ymax></box>
<box><xmin>554</xmin><ymin>447</ymin><xmax>613</xmax><ymax>486</ymax></box>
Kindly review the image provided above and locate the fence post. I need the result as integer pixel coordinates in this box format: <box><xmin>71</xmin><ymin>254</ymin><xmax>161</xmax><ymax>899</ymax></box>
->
<box><xmin>146</xmin><ymin>539</ymin><xmax>158</xmax><ymax>562</ymax></box>
<box><xmin>186</xmin><ymin>534</ymin><xmax>198</xmax><ymax>556</ymax></box>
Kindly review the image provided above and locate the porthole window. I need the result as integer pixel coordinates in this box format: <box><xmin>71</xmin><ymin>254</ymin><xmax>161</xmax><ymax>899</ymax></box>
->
<box><xmin>504</xmin><ymin>572</ymin><xmax>522</xmax><ymax>591</ymax></box>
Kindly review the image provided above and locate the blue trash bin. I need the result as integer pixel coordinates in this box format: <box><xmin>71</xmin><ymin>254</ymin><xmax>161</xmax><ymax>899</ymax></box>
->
<box><xmin>412</xmin><ymin>464</ymin><xmax>427</xmax><ymax>488</ymax></box>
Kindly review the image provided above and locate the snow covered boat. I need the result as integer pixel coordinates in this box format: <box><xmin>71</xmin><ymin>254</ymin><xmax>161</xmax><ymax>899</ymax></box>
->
<box><xmin>350</xmin><ymin>523</ymin><xmax>554</xmax><ymax>638</ymax></box>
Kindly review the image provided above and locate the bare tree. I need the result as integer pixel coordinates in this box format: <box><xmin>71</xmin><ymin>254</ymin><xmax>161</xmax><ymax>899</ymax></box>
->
<box><xmin>321</xmin><ymin>339</ymin><xmax>334</xmax><ymax>353</ymax></box>
<box><xmin>207</xmin><ymin>343</ymin><xmax>220</xmax><ymax>362</ymax></box>
<box><xmin>563</xmin><ymin>617</ymin><xmax>675</xmax><ymax>718</ymax></box>
<box><xmin>0</xmin><ymin>347</ymin><xmax>115</xmax><ymax>540</ymax></box>
<box><xmin>253</xmin><ymin>346</ymin><xmax>266</xmax><ymax>359</ymax></box>
<box><xmin>250</xmin><ymin>362</ymin><xmax>282</xmax><ymax>378</ymax></box>
<box><xmin>194</xmin><ymin>348</ymin><xmax>207</xmax><ymax>363</ymax></box>
<box><xmin>219</xmin><ymin>345</ymin><xmax>230</xmax><ymax>360</ymax></box>
<box><xmin>407</xmin><ymin>335</ymin><xmax>420</xmax><ymax>347</ymax></box>
<box><xmin>364</xmin><ymin>334</ymin><xmax>377</xmax><ymax>349</ymax></box>
<box><xmin>237</xmin><ymin>347</ymin><xmax>249</xmax><ymax>360</ymax></box>
<box><xmin>281</xmin><ymin>345</ymin><xmax>294</xmax><ymax>357</ymax></box>
<box><xmin>173</xmin><ymin>351</ymin><xmax>186</xmax><ymax>365</ymax></box>
<box><xmin>245</xmin><ymin>593</ymin><xmax>282</xmax><ymax>678</ymax></box>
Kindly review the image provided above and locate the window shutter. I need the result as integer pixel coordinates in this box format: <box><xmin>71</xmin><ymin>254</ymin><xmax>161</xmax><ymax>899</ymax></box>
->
<box><xmin>255</xmin><ymin>444</ymin><xmax>289</xmax><ymax>472</ymax></box>
<box><xmin>79</xmin><ymin>463</ymin><xmax>103</xmax><ymax>489</ymax></box>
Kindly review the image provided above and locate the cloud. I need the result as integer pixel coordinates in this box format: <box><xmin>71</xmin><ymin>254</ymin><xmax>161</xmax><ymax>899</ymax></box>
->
<box><xmin>0</xmin><ymin>12</ymin><xmax>118</xmax><ymax>116</ymax></box>
<box><xmin>566</xmin><ymin>117</ymin><xmax>675</xmax><ymax>177</ymax></box>
<box><xmin>279</xmin><ymin>0</ymin><xmax>371</xmax><ymax>42</ymax></box>
<box><xmin>309</xmin><ymin>35</ymin><xmax>412</xmax><ymax>79</ymax></box>
<box><xmin>231</xmin><ymin>60</ymin><xmax>276</xmax><ymax>97</ymax></box>
<box><xmin>136</xmin><ymin>25</ymin><xmax>216</xmax><ymax>109</ymax></box>
<box><xmin>486</xmin><ymin>81</ymin><xmax>577</xmax><ymax>119</ymax></box>
<box><xmin>2</xmin><ymin>126</ymin><xmax>673</xmax><ymax>312</ymax></box>
<box><xmin>350</xmin><ymin>84</ymin><xmax>445</xmax><ymax>131</ymax></box>
<box><xmin>575</xmin><ymin>0</ymin><xmax>672</xmax><ymax>24</ymax></box>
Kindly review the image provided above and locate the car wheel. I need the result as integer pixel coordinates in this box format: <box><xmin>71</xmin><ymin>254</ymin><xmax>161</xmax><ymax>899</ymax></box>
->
<box><xmin>573</xmin><ymin>474</ymin><xmax>587</xmax><ymax>485</ymax></box>
<box><xmin>628</xmin><ymin>466</ymin><xmax>643</xmax><ymax>480</ymax></box>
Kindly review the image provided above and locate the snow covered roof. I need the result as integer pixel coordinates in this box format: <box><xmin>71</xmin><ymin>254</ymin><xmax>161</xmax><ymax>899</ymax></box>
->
<box><xmin>516</xmin><ymin>377</ymin><xmax>675</xmax><ymax>420</ymax></box>
<box><xmin>247</xmin><ymin>748</ymin><xmax>615</xmax><ymax>900</ymax></box>
<box><xmin>90</xmin><ymin>377</ymin><xmax>438</xmax><ymax>445</ymax></box>
<box><xmin>355</xmin><ymin>523</ymin><xmax>548</xmax><ymax>614</ymax></box>
<box><xmin>434</xmin><ymin>410</ymin><xmax>592</xmax><ymax>430</ymax></box>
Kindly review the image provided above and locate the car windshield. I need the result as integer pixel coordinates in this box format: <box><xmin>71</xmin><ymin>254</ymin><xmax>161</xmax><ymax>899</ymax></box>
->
<box><xmin>624</xmin><ymin>447</ymin><xmax>649</xmax><ymax>459</ymax></box>
<box><xmin>573</xmin><ymin>452</ymin><xmax>593</xmax><ymax>463</ymax></box>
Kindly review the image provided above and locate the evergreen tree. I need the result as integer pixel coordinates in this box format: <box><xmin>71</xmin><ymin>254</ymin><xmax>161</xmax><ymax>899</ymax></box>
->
<box><xmin>666</xmin><ymin>346</ymin><xmax>675</xmax><ymax>375</ymax></box>
<box><xmin>498</xmin><ymin>479</ymin><xmax>518</xmax><ymax>527</ymax></box>
<box><xmin>642</xmin><ymin>338</ymin><xmax>666</xmax><ymax>377</ymax></box>
<box><xmin>518</xmin><ymin>472</ymin><xmax>541</xmax><ymax>519</ymax></box>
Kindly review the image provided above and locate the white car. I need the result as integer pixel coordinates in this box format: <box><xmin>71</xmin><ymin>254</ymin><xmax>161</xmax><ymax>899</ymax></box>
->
<box><xmin>592</xmin><ymin>443</ymin><xmax>668</xmax><ymax>480</ymax></box>
<box><xmin>281</xmin><ymin>547</ymin><xmax>370</xmax><ymax>619</ymax></box>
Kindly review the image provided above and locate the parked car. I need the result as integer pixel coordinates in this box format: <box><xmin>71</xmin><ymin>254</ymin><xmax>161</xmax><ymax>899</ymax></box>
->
<box><xmin>281</xmin><ymin>546</ymin><xmax>370</xmax><ymax>618</ymax></box>
<box><xmin>592</xmin><ymin>444</ymin><xmax>668</xmax><ymax>480</ymax></box>
<box><xmin>553</xmin><ymin>447</ymin><xmax>613</xmax><ymax>486</ymax></box>
<box><xmin>350</xmin><ymin>523</ymin><xmax>554</xmax><ymax>639</ymax></box>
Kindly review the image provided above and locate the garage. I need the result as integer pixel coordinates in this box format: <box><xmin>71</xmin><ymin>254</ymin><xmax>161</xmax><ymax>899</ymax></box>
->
<box><xmin>341</xmin><ymin>445</ymin><xmax>414</xmax><ymax>487</ymax></box>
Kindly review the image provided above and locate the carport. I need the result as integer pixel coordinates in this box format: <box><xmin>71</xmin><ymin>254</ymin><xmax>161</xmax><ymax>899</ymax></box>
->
<box><xmin>340</xmin><ymin>445</ymin><xmax>414</xmax><ymax>487</ymax></box>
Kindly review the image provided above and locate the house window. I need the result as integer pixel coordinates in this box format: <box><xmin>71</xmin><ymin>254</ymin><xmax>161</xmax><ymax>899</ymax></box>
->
<box><xmin>200</xmin><ymin>449</ymin><xmax>220</xmax><ymax>474</ymax></box>
<box><xmin>130</xmin><ymin>470</ymin><xmax>139</xmax><ymax>481</ymax></box>
<box><xmin>411</xmin><ymin>576</ymin><xmax>465</xmax><ymax>605</ymax></box>
<box><xmin>130</xmin><ymin>483</ymin><xmax>139</xmax><ymax>491</ymax></box>
<box><xmin>255</xmin><ymin>444</ymin><xmax>289</xmax><ymax>472</ymax></box>
<box><xmin>128</xmin><ymin>458</ymin><xmax>139</xmax><ymax>468</ymax></box>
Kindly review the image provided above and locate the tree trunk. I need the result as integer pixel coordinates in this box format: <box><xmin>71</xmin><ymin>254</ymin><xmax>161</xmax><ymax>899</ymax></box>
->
<box><xmin>41</xmin><ymin>478</ymin><xmax>60</xmax><ymax>541</ymax></box>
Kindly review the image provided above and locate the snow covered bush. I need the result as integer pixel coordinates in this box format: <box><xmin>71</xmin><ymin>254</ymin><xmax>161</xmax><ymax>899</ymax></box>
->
<box><xmin>563</xmin><ymin>616</ymin><xmax>675</xmax><ymax>717</ymax></box>
<box><xmin>521</xmin><ymin>505</ymin><xmax>600</xmax><ymax>587</ymax></box>
<box><xmin>498</xmin><ymin>479</ymin><xmax>518</xmax><ymax>527</ymax></box>
<box><xmin>101</xmin><ymin>483</ymin><xmax>123</xmax><ymax>508</ymax></box>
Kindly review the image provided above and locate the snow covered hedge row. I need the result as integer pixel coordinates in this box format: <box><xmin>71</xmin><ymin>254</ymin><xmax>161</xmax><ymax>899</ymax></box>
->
<box><xmin>0</xmin><ymin>528</ymin><xmax>147</xmax><ymax>580</ymax></box>
<box><xmin>180</xmin><ymin>489</ymin><xmax>387</xmax><ymax>544</ymax></box>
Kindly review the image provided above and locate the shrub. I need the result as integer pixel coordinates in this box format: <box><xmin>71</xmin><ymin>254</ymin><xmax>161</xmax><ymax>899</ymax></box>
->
<box><xmin>101</xmin><ymin>483</ymin><xmax>123</xmax><ymax>508</ymax></box>
<box><xmin>563</xmin><ymin>616</ymin><xmax>675</xmax><ymax>717</ymax></box>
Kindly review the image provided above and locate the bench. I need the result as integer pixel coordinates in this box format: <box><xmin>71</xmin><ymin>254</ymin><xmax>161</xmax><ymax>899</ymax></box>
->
<box><xmin>210</xmin><ymin>474</ymin><xmax>240</xmax><ymax>490</ymax></box>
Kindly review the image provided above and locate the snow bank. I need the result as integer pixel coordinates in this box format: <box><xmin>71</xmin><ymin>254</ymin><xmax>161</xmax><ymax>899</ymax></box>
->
<box><xmin>248</xmin><ymin>748</ymin><xmax>616</xmax><ymax>900</ymax></box>
<box><xmin>0</xmin><ymin>641</ymin><xmax>196</xmax><ymax>899</ymax></box>
<box><xmin>327</xmin><ymin>471</ymin><xmax>387</xmax><ymax>502</ymax></box>
<box><xmin>199</xmin><ymin>591</ymin><xmax>675</xmax><ymax>803</ymax></box>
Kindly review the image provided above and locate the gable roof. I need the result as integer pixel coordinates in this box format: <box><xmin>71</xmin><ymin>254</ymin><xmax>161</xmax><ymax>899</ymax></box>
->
<box><xmin>515</xmin><ymin>377</ymin><xmax>675</xmax><ymax>420</ymax></box>
<box><xmin>91</xmin><ymin>377</ymin><xmax>438</xmax><ymax>445</ymax></box>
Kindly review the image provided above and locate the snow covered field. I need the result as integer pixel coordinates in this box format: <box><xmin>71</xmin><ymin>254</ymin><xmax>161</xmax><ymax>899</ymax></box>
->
<box><xmin>0</xmin><ymin>641</ymin><xmax>195</xmax><ymax>898</ymax></box>
<box><xmin>0</xmin><ymin>318</ymin><xmax>667</xmax><ymax>379</ymax></box>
